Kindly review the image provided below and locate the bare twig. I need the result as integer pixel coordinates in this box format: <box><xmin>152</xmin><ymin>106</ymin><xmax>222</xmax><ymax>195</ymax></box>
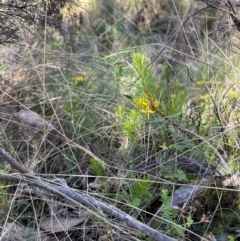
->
<box><xmin>0</xmin><ymin>148</ymin><xmax>31</xmax><ymax>174</ymax></box>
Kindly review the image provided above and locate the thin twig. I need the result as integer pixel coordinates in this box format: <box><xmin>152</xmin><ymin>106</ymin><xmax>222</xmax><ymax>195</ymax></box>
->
<box><xmin>147</xmin><ymin>4</ymin><xmax>213</xmax><ymax>68</ymax></box>
<box><xmin>0</xmin><ymin>148</ymin><xmax>32</xmax><ymax>174</ymax></box>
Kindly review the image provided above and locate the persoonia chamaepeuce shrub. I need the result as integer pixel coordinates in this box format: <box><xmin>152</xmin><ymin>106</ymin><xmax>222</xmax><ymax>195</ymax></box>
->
<box><xmin>117</xmin><ymin>52</ymin><xmax>187</xmax><ymax>148</ymax></box>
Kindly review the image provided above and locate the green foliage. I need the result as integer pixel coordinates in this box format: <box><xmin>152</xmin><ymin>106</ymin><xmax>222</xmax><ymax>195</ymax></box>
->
<box><xmin>118</xmin><ymin>175</ymin><xmax>152</xmax><ymax>208</ymax></box>
<box><xmin>0</xmin><ymin>181</ymin><xmax>9</xmax><ymax>213</ymax></box>
<box><xmin>228</xmin><ymin>235</ymin><xmax>235</xmax><ymax>241</ymax></box>
<box><xmin>90</xmin><ymin>158</ymin><xmax>107</xmax><ymax>176</ymax></box>
<box><xmin>129</xmin><ymin>175</ymin><xmax>151</xmax><ymax>206</ymax></box>
<box><xmin>119</xmin><ymin>108</ymin><xmax>139</xmax><ymax>135</ymax></box>
<box><xmin>132</xmin><ymin>52</ymin><xmax>156</xmax><ymax>92</ymax></box>
<box><xmin>117</xmin><ymin>107</ymin><xmax>143</xmax><ymax>142</ymax></box>
<box><xmin>227</xmin><ymin>234</ymin><xmax>240</xmax><ymax>241</ymax></box>
<box><xmin>161</xmin><ymin>188</ymin><xmax>184</xmax><ymax>236</ymax></box>
<box><xmin>131</xmin><ymin>53</ymin><xmax>160</xmax><ymax>106</ymax></box>
<box><xmin>163</xmin><ymin>90</ymin><xmax>186</xmax><ymax>116</ymax></box>
<box><xmin>186</xmin><ymin>216</ymin><xmax>194</xmax><ymax>228</ymax></box>
<box><xmin>162</xmin><ymin>166</ymin><xmax>188</xmax><ymax>182</ymax></box>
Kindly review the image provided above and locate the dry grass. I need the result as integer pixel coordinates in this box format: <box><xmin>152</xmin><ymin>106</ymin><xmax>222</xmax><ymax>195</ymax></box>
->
<box><xmin>1</xmin><ymin>1</ymin><xmax>240</xmax><ymax>241</ymax></box>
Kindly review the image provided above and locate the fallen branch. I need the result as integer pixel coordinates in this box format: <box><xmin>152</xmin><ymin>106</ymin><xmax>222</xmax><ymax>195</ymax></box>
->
<box><xmin>0</xmin><ymin>148</ymin><xmax>176</xmax><ymax>241</ymax></box>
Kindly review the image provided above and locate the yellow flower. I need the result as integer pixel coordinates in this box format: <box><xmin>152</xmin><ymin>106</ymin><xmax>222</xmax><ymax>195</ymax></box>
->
<box><xmin>200</xmin><ymin>94</ymin><xmax>209</xmax><ymax>101</ymax></box>
<box><xmin>141</xmin><ymin>106</ymin><xmax>156</xmax><ymax>114</ymax></box>
<box><xmin>159</xmin><ymin>142</ymin><xmax>168</xmax><ymax>150</ymax></box>
<box><xmin>196</xmin><ymin>80</ymin><xmax>204</xmax><ymax>86</ymax></box>
<box><xmin>136</xmin><ymin>96</ymin><xmax>159</xmax><ymax>118</ymax></box>
<box><xmin>136</xmin><ymin>97</ymin><xmax>148</xmax><ymax>109</ymax></box>
<box><xmin>229</xmin><ymin>91</ymin><xmax>237</xmax><ymax>100</ymax></box>
<box><xmin>152</xmin><ymin>99</ymin><xmax>159</xmax><ymax>109</ymax></box>
<box><xmin>74</xmin><ymin>76</ymin><xmax>84</xmax><ymax>84</ymax></box>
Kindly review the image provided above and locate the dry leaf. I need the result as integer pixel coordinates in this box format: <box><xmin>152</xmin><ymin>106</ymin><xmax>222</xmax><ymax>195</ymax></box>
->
<box><xmin>222</xmin><ymin>171</ymin><xmax>240</xmax><ymax>186</ymax></box>
<box><xmin>13</xmin><ymin>110</ymin><xmax>54</xmax><ymax>131</ymax></box>
<box><xmin>172</xmin><ymin>185</ymin><xmax>204</xmax><ymax>206</ymax></box>
<box><xmin>40</xmin><ymin>215</ymin><xmax>87</xmax><ymax>232</ymax></box>
<box><xmin>1</xmin><ymin>222</ymin><xmax>47</xmax><ymax>241</ymax></box>
<box><xmin>88</xmin><ymin>177</ymin><xmax>104</xmax><ymax>189</ymax></box>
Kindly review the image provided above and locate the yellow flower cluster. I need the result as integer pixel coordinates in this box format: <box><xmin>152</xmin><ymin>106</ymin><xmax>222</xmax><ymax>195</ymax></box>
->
<box><xmin>196</xmin><ymin>79</ymin><xmax>204</xmax><ymax>86</ymax></box>
<box><xmin>136</xmin><ymin>96</ymin><xmax>159</xmax><ymax>117</ymax></box>
<box><xmin>74</xmin><ymin>76</ymin><xmax>84</xmax><ymax>84</ymax></box>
